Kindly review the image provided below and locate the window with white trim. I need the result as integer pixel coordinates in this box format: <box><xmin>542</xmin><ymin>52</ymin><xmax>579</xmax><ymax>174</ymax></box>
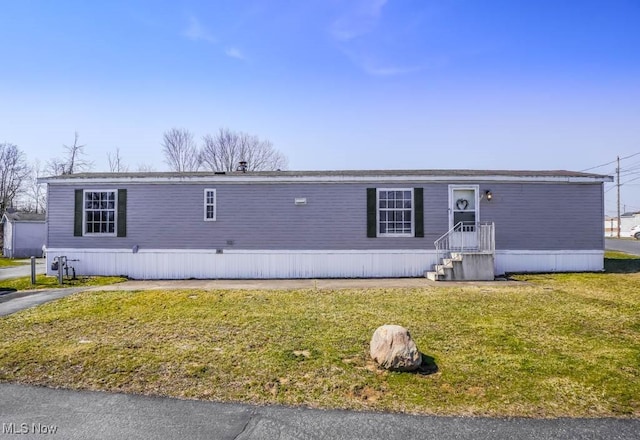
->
<box><xmin>377</xmin><ymin>189</ymin><xmax>414</xmax><ymax>236</ymax></box>
<box><xmin>204</xmin><ymin>189</ymin><xmax>216</xmax><ymax>221</ymax></box>
<box><xmin>84</xmin><ymin>190</ymin><xmax>117</xmax><ymax>235</ymax></box>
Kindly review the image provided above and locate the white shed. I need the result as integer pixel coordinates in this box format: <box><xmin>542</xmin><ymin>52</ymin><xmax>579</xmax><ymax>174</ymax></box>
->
<box><xmin>2</xmin><ymin>211</ymin><xmax>46</xmax><ymax>258</ymax></box>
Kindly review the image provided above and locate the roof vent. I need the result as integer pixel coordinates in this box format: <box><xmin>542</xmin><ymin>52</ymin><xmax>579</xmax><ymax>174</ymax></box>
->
<box><xmin>236</xmin><ymin>161</ymin><xmax>248</xmax><ymax>173</ymax></box>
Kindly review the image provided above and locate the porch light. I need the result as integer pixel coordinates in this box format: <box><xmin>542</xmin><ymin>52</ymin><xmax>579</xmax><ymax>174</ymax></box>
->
<box><xmin>485</xmin><ymin>190</ymin><xmax>493</xmax><ymax>201</ymax></box>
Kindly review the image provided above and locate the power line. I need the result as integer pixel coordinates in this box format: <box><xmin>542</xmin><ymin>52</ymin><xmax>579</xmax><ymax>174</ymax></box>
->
<box><xmin>581</xmin><ymin>151</ymin><xmax>640</xmax><ymax>172</ymax></box>
<box><xmin>581</xmin><ymin>159</ymin><xmax>618</xmax><ymax>172</ymax></box>
<box><xmin>622</xmin><ymin>175</ymin><xmax>640</xmax><ymax>185</ymax></box>
<box><xmin>621</xmin><ymin>151</ymin><xmax>640</xmax><ymax>161</ymax></box>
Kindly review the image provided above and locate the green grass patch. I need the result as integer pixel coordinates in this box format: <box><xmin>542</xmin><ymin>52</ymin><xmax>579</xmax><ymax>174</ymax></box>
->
<box><xmin>0</xmin><ymin>275</ymin><xmax>127</xmax><ymax>291</ymax></box>
<box><xmin>605</xmin><ymin>251</ymin><xmax>638</xmax><ymax>260</ymax></box>
<box><xmin>1</xmin><ymin>274</ymin><xmax>639</xmax><ymax>417</ymax></box>
<box><xmin>0</xmin><ymin>257</ymin><xmax>27</xmax><ymax>267</ymax></box>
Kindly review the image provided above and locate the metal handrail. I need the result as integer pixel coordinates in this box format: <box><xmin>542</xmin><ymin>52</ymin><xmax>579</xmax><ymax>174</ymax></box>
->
<box><xmin>434</xmin><ymin>221</ymin><xmax>495</xmax><ymax>263</ymax></box>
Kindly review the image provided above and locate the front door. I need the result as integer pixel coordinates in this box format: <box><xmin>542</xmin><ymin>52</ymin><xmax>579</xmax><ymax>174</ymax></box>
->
<box><xmin>449</xmin><ymin>185</ymin><xmax>479</xmax><ymax>250</ymax></box>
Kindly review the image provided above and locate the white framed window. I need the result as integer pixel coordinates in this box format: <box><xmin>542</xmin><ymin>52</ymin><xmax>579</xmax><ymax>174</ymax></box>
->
<box><xmin>377</xmin><ymin>188</ymin><xmax>414</xmax><ymax>237</ymax></box>
<box><xmin>204</xmin><ymin>188</ymin><xmax>216</xmax><ymax>221</ymax></box>
<box><xmin>83</xmin><ymin>190</ymin><xmax>117</xmax><ymax>235</ymax></box>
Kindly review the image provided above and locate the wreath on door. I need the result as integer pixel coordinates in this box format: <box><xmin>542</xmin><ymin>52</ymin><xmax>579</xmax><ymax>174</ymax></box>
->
<box><xmin>456</xmin><ymin>198</ymin><xmax>469</xmax><ymax>210</ymax></box>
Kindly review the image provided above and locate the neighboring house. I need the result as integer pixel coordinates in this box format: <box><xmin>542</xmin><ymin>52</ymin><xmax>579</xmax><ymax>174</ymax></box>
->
<box><xmin>1</xmin><ymin>211</ymin><xmax>46</xmax><ymax>258</ymax></box>
<box><xmin>604</xmin><ymin>216</ymin><xmax>618</xmax><ymax>237</ymax></box>
<box><xmin>621</xmin><ymin>212</ymin><xmax>640</xmax><ymax>238</ymax></box>
<box><xmin>604</xmin><ymin>212</ymin><xmax>640</xmax><ymax>238</ymax></box>
<box><xmin>40</xmin><ymin>169</ymin><xmax>611</xmax><ymax>280</ymax></box>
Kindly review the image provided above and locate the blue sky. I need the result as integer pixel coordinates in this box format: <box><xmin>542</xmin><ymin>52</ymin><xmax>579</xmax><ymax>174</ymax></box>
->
<box><xmin>1</xmin><ymin>0</ymin><xmax>639</xmax><ymax>214</ymax></box>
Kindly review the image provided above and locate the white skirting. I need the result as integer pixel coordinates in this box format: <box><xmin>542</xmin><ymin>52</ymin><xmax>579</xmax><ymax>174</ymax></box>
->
<box><xmin>44</xmin><ymin>249</ymin><xmax>438</xmax><ymax>279</ymax></box>
<box><xmin>44</xmin><ymin>248</ymin><xmax>605</xmax><ymax>279</ymax></box>
<box><xmin>495</xmin><ymin>250</ymin><xmax>604</xmax><ymax>274</ymax></box>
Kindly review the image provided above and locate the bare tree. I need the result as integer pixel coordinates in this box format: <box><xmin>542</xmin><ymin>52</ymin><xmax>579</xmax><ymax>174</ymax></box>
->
<box><xmin>107</xmin><ymin>148</ymin><xmax>129</xmax><ymax>172</ymax></box>
<box><xmin>46</xmin><ymin>157</ymin><xmax>68</xmax><ymax>176</ymax></box>
<box><xmin>46</xmin><ymin>132</ymin><xmax>93</xmax><ymax>175</ymax></box>
<box><xmin>25</xmin><ymin>159</ymin><xmax>47</xmax><ymax>213</ymax></box>
<box><xmin>0</xmin><ymin>143</ymin><xmax>31</xmax><ymax>213</ymax></box>
<box><xmin>201</xmin><ymin>128</ymin><xmax>287</xmax><ymax>172</ymax></box>
<box><xmin>135</xmin><ymin>163</ymin><xmax>156</xmax><ymax>172</ymax></box>
<box><xmin>161</xmin><ymin>128</ymin><xmax>201</xmax><ymax>171</ymax></box>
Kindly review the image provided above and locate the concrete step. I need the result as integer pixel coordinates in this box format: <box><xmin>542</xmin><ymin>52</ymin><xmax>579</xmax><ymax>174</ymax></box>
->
<box><xmin>426</xmin><ymin>252</ymin><xmax>495</xmax><ymax>281</ymax></box>
<box><xmin>425</xmin><ymin>271</ymin><xmax>440</xmax><ymax>281</ymax></box>
<box><xmin>441</xmin><ymin>254</ymin><xmax>462</xmax><ymax>267</ymax></box>
<box><xmin>426</xmin><ymin>264</ymin><xmax>454</xmax><ymax>281</ymax></box>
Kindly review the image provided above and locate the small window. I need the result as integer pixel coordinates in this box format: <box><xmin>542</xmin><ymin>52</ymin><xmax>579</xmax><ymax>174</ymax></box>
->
<box><xmin>204</xmin><ymin>189</ymin><xmax>216</xmax><ymax>221</ymax></box>
<box><xmin>377</xmin><ymin>189</ymin><xmax>413</xmax><ymax>237</ymax></box>
<box><xmin>83</xmin><ymin>190</ymin><xmax>117</xmax><ymax>235</ymax></box>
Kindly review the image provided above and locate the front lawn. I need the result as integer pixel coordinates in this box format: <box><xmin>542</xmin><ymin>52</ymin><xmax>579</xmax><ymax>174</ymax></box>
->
<box><xmin>0</xmin><ymin>271</ymin><xmax>638</xmax><ymax>417</ymax></box>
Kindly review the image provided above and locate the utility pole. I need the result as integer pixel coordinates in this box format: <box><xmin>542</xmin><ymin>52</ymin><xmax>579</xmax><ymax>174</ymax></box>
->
<box><xmin>617</xmin><ymin>156</ymin><xmax>621</xmax><ymax>238</ymax></box>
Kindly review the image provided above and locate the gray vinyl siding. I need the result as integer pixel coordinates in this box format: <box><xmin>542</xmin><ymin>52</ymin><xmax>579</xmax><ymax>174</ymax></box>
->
<box><xmin>479</xmin><ymin>182</ymin><xmax>604</xmax><ymax>250</ymax></box>
<box><xmin>46</xmin><ymin>181</ymin><xmax>604</xmax><ymax>251</ymax></box>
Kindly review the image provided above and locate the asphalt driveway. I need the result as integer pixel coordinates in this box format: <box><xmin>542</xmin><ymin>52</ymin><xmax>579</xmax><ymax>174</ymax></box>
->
<box><xmin>0</xmin><ymin>258</ymin><xmax>45</xmax><ymax>281</ymax></box>
<box><xmin>1</xmin><ymin>383</ymin><xmax>638</xmax><ymax>440</ymax></box>
<box><xmin>0</xmin><ymin>288</ymin><xmax>85</xmax><ymax>317</ymax></box>
<box><xmin>606</xmin><ymin>238</ymin><xmax>640</xmax><ymax>256</ymax></box>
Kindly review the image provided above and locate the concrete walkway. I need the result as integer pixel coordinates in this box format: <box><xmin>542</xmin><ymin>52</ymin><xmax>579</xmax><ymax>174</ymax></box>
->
<box><xmin>89</xmin><ymin>277</ymin><xmax>521</xmax><ymax>292</ymax></box>
<box><xmin>0</xmin><ymin>383</ymin><xmax>638</xmax><ymax>440</ymax></box>
<box><xmin>0</xmin><ymin>287</ymin><xmax>85</xmax><ymax>317</ymax></box>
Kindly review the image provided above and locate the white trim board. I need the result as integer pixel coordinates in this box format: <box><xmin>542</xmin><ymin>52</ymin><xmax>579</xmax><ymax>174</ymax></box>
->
<box><xmin>40</xmin><ymin>175</ymin><xmax>612</xmax><ymax>185</ymax></box>
<box><xmin>45</xmin><ymin>248</ymin><xmax>437</xmax><ymax>255</ymax></box>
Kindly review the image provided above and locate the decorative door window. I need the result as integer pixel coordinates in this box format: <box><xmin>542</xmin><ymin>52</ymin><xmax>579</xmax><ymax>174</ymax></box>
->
<box><xmin>451</xmin><ymin>188</ymin><xmax>477</xmax><ymax>231</ymax></box>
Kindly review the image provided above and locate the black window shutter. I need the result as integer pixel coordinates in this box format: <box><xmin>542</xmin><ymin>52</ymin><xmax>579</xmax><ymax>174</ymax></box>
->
<box><xmin>117</xmin><ymin>189</ymin><xmax>127</xmax><ymax>237</ymax></box>
<box><xmin>74</xmin><ymin>189</ymin><xmax>83</xmax><ymax>236</ymax></box>
<box><xmin>414</xmin><ymin>188</ymin><xmax>424</xmax><ymax>237</ymax></box>
<box><xmin>367</xmin><ymin>188</ymin><xmax>377</xmax><ymax>238</ymax></box>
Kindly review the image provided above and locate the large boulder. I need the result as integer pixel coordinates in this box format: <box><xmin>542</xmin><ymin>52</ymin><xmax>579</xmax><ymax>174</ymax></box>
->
<box><xmin>370</xmin><ymin>325</ymin><xmax>422</xmax><ymax>371</ymax></box>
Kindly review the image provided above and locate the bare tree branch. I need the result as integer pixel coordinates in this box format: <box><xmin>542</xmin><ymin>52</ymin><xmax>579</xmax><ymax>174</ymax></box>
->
<box><xmin>45</xmin><ymin>158</ymin><xmax>67</xmax><ymax>176</ymax></box>
<box><xmin>135</xmin><ymin>163</ymin><xmax>156</xmax><ymax>172</ymax></box>
<box><xmin>201</xmin><ymin>128</ymin><xmax>288</xmax><ymax>172</ymax></box>
<box><xmin>46</xmin><ymin>132</ymin><xmax>93</xmax><ymax>175</ymax></box>
<box><xmin>0</xmin><ymin>143</ymin><xmax>31</xmax><ymax>212</ymax></box>
<box><xmin>107</xmin><ymin>148</ymin><xmax>129</xmax><ymax>172</ymax></box>
<box><xmin>161</xmin><ymin>128</ymin><xmax>201</xmax><ymax>172</ymax></box>
<box><xmin>63</xmin><ymin>132</ymin><xmax>92</xmax><ymax>174</ymax></box>
<box><xmin>25</xmin><ymin>159</ymin><xmax>47</xmax><ymax>213</ymax></box>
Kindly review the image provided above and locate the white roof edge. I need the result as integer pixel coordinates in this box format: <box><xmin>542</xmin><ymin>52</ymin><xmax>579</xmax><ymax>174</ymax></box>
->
<box><xmin>1</xmin><ymin>214</ymin><xmax>46</xmax><ymax>223</ymax></box>
<box><xmin>39</xmin><ymin>175</ymin><xmax>614</xmax><ymax>184</ymax></box>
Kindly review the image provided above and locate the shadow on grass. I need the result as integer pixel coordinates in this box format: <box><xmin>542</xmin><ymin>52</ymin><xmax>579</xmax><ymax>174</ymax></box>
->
<box><xmin>415</xmin><ymin>353</ymin><xmax>439</xmax><ymax>376</ymax></box>
<box><xmin>604</xmin><ymin>257</ymin><xmax>640</xmax><ymax>273</ymax></box>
